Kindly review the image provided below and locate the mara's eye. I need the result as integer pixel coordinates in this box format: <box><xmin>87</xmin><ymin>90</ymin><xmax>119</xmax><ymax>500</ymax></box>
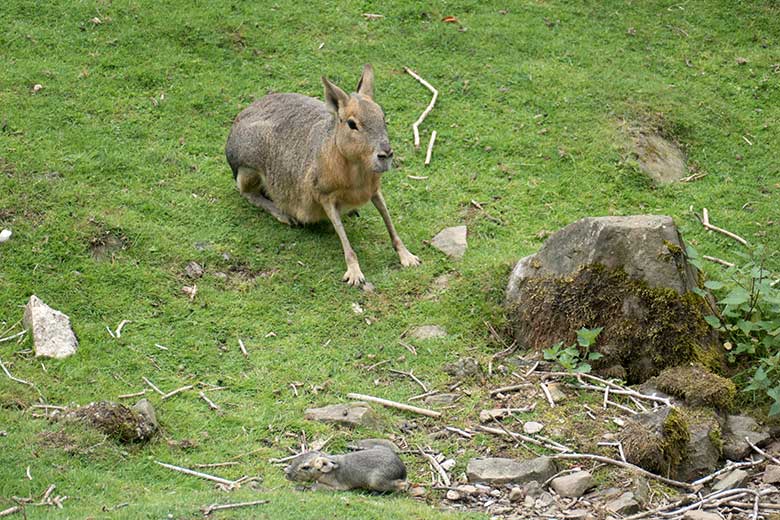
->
<box><xmin>301</xmin><ymin>465</ymin><xmax>310</xmax><ymax>470</ymax></box>
<box><xmin>347</xmin><ymin>119</ymin><xmax>358</xmax><ymax>130</ymax></box>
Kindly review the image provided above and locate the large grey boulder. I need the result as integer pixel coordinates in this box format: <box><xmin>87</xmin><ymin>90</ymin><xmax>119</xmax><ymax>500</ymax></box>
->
<box><xmin>505</xmin><ymin>215</ymin><xmax>721</xmax><ymax>382</ymax></box>
<box><xmin>467</xmin><ymin>456</ymin><xmax>556</xmax><ymax>485</ymax></box>
<box><xmin>23</xmin><ymin>295</ymin><xmax>79</xmax><ymax>359</ymax></box>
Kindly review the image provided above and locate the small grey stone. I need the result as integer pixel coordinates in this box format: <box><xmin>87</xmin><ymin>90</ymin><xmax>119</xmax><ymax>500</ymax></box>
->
<box><xmin>523</xmin><ymin>495</ymin><xmax>535</xmax><ymax>508</ymax></box>
<box><xmin>456</xmin><ymin>485</ymin><xmax>478</xmax><ymax>495</ymax></box>
<box><xmin>347</xmin><ymin>438</ymin><xmax>398</xmax><ymax>452</ymax></box>
<box><xmin>303</xmin><ymin>402</ymin><xmax>379</xmax><ymax>428</ymax></box>
<box><xmin>185</xmin><ymin>261</ymin><xmax>204</xmax><ymax>279</ymax></box>
<box><xmin>523</xmin><ymin>421</ymin><xmax>544</xmax><ymax>434</ymax></box>
<box><xmin>605</xmin><ymin>492</ymin><xmax>639</xmax><ymax>515</ymax></box>
<box><xmin>546</xmin><ymin>382</ymin><xmax>567</xmax><ymax>403</ymax></box>
<box><xmin>712</xmin><ymin>469</ymin><xmax>749</xmax><ymax>492</ymax></box>
<box><xmin>550</xmin><ymin>471</ymin><xmax>594</xmax><ymax>498</ymax></box>
<box><xmin>424</xmin><ymin>393</ymin><xmax>460</xmax><ymax>406</ymax></box>
<box><xmin>431</xmin><ymin>226</ymin><xmax>468</xmax><ymax>259</ymax></box>
<box><xmin>466</xmin><ymin>456</ymin><xmax>557</xmax><ymax>485</ymax></box>
<box><xmin>535</xmin><ymin>491</ymin><xmax>555</xmax><ymax>508</ymax></box>
<box><xmin>443</xmin><ymin>357</ymin><xmax>480</xmax><ymax>379</ymax></box>
<box><xmin>763</xmin><ymin>464</ymin><xmax>780</xmax><ymax>484</ymax></box>
<box><xmin>409</xmin><ymin>485</ymin><xmax>426</xmax><ymax>497</ymax></box>
<box><xmin>445</xmin><ymin>490</ymin><xmax>461</xmax><ymax>501</ymax></box>
<box><xmin>132</xmin><ymin>399</ymin><xmax>159</xmax><ymax>431</ymax></box>
<box><xmin>23</xmin><ymin>295</ymin><xmax>79</xmax><ymax>359</ymax></box>
<box><xmin>508</xmin><ymin>487</ymin><xmax>523</xmax><ymax>502</ymax></box>
<box><xmin>523</xmin><ymin>480</ymin><xmax>543</xmax><ymax>497</ymax></box>
<box><xmin>682</xmin><ymin>511</ymin><xmax>722</xmax><ymax>520</ymax></box>
<box><xmin>409</xmin><ymin>325</ymin><xmax>447</xmax><ymax>340</ymax></box>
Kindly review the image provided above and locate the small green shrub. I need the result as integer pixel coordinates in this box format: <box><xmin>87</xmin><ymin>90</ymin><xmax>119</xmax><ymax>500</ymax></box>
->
<box><xmin>543</xmin><ymin>326</ymin><xmax>603</xmax><ymax>373</ymax></box>
<box><xmin>688</xmin><ymin>245</ymin><xmax>780</xmax><ymax>414</ymax></box>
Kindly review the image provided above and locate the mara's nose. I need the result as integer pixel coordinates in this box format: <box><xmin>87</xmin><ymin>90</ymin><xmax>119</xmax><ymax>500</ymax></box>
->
<box><xmin>377</xmin><ymin>146</ymin><xmax>394</xmax><ymax>160</ymax></box>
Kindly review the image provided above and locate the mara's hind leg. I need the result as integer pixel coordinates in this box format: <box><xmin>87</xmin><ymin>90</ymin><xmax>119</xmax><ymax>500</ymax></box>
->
<box><xmin>236</xmin><ymin>167</ymin><xmax>299</xmax><ymax>226</ymax></box>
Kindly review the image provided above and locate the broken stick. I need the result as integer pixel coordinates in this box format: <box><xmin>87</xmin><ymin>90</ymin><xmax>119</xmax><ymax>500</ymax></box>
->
<box><xmin>154</xmin><ymin>461</ymin><xmax>235</xmax><ymax>486</ymax></box>
<box><xmin>0</xmin><ymin>358</ymin><xmax>34</xmax><ymax>387</ymax></box>
<box><xmin>404</xmin><ymin>67</ymin><xmax>438</xmax><ymax>149</ymax></box>
<box><xmin>552</xmin><ymin>453</ymin><xmax>695</xmax><ymax>491</ymax></box>
<box><xmin>702</xmin><ymin>208</ymin><xmax>748</xmax><ymax>246</ymax></box>
<box><xmin>424</xmin><ymin>130</ymin><xmax>437</xmax><ymax>166</ymax></box>
<box><xmin>201</xmin><ymin>499</ymin><xmax>269</xmax><ymax>516</ymax></box>
<box><xmin>346</xmin><ymin>392</ymin><xmax>441</xmax><ymax>418</ymax></box>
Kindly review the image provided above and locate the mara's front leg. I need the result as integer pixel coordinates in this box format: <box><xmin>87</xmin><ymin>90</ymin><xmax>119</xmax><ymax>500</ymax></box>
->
<box><xmin>371</xmin><ymin>191</ymin><xmax>420</xmax><ymax>267</ymax></box>
<box><xmin>321</xmin><ymin>201</ymin><xmax>365</xmax><ymax>286</ymax></box>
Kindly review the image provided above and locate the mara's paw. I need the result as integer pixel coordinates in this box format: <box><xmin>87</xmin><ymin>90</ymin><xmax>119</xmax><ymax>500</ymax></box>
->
<box><xmin>276</xmin><ymin>213</ymin><xmax>300</xmax><ymax>227</ymax></box>
<box><xmin>342</xmin><ymin>265</ymin><xmax>365</xmax><ymax>287</ymax></box>
<box><xmin>399</xmin><ymin>250</ymin><xmax>421</xmax><ymax>267</ymax></box>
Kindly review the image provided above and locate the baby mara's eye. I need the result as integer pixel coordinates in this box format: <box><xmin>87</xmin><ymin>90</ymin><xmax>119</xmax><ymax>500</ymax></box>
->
<box><xmin>347</xmin><ymin>119</ymin><xmax>358</xmax><ymax>130</ymax></box>
<box><xmin>301</xmin><ymin>465</ymin><xmax>311</xmax><ymax>470</ymax></box>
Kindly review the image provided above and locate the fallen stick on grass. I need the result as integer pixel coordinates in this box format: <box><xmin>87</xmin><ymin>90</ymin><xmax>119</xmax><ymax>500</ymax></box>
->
<box><xmin>118</xmin><ymin>390</ymin><xmax>146</xmax><ymax>399</ymax></box>
<box><xmin>346</xmin><ymin>392</ymin><xmax>441</xmax><ymax>418</ymax></box>
<box><xmin>703</xmin><ymin>255</ymin><xmax>735</xmax><ymax>268</ymax></box>
<box><xmin>161</xmin><ymin>385</ymin><xmax>193</xmax><ymax>400</ymax></box>
<box><xmin>201</xmin><ymin>499</ymin><xmax>269</xmax><ymax>516</ymax></box>
<box><xmin>0</xmin><ymin>506</ymin><xmax>21</xmax><ymax>517</ymax></box>
<box><xmin>701</xmin><ymin>207</ymin><xmax>748</xmax><ymax>246</ymax></box>
<box><xmin>142</xmin><ymin>376</ymin><xmax>164</xmax><ymax>395</ymax></box>
<box><xmin>0</xmin><ymin>358</ymin><xmax>34</xmax><ymax>387</ymax></box>
<box><xmin>424</xmin><ymin>130</ymin><xmax>437</xmax><ymax>166</ymax></box>
<box><xmin>0</xmin><ymin>329</ymin><xmax>27</xmax><ymax>343</ymax></box>
<box><xmin>154</xmin><ymin>461</ymin><xmax>235</xmax><ymax>487</ymax></box>
<box><xmin>199</xmin><ymin>391</ymin><xmax>220</xmax><ymax>411</ymax></box>
<box><xmin>238</xmin><ymin>338</ymin><xmax>248</xmax><ymax>358</ymax></box>
<box><xmin>403</xmin><ymin>67</ymin><xmax>438</xmax><ymax>149</ymax></box>
<box><xmin>388</xmin><ymin>369</ymin><xmax>428</xmax><ymax>392</ymax></box>
<box><xmin>476</xmin><ymin>424</ymin><xmax>569</xmax><ymax>453</ymax></box>
<box><xmin>418</xmin><ymin>447</ymin><xmax>451</xmax><ymax>487</ymax></box>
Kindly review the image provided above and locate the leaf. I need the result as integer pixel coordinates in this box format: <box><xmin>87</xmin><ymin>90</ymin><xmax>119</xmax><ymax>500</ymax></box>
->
<box><xmin>588</xmin><ymin>352</ymin><xmax>604</xmax><ymax>361</ymax></box>
<box><xmin>719</xmin><ymin>287</ymin><xmax>750</xmax><ymax>306</ymax></box>
<box><xmin>576</xmin><ymin>327</ymin><xmax>603</xmax><ymax>348</ymax></box>
<box><xmin>575</xmin><ymin>363</ymin><xmax>592</xmax><ymax>374</ymax></box>
<box><xmin>769</xmin><ymin>400</ymin><xmax>780</xmax><ymax>417</ymax></box>
<box><xmin>704</xmin><ymin>280</ymin><xmax>725</xmax><ymax>290</ymax></box>
<box><xmin>704</xmin><ymin>315</ymin><xmax>721</xmax><ymax>328</ymax></box>
<box><xmin>441</xmin><ymin>16</ymin><xmax>460</xmax><ymax>23</ymax></box>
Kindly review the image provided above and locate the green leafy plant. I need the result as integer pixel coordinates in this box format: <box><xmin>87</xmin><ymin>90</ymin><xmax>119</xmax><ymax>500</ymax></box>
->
<box><xmin>544</xmin><ymin>327</ymin><xmax>604</xmax><ymax>373</ymax></box>
<box><xmin>689</xmin><ymin>245</ymin><xmax>780</xmax><ymax>414</ymax></box>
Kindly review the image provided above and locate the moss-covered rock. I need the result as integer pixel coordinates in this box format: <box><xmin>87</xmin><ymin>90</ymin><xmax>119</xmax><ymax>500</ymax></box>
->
<box><xmin>505</xmin><ymin>216</ymin><xmax>723</xmax><ymax>383</ymax></box>
<box><xmin>621</xmin><ymin>407</ymin><xmax>689</xmax><ymax>476</ymax></box>
<box><xmin>656</xmin><ymin>364</ymin><xmax>736</xmax><ymax>409</ymax></box>
<box><xmin>63</xmin><ymin>401</ymin><xmax>157</xmax><ymax>443</ymax></box>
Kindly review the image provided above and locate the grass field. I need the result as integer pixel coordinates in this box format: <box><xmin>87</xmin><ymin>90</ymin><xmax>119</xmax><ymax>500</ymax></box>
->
<box><xmin>1</xmin><ymin>0</ymin><xmax>779</xmax><ymax>518</ymax></box>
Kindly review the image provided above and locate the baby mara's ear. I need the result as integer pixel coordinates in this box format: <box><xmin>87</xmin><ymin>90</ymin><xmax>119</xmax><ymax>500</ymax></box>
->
<box><xmin>313</xmin><ymin>456</ymin><xmax>339</xmax><ymax>473</ymax></box>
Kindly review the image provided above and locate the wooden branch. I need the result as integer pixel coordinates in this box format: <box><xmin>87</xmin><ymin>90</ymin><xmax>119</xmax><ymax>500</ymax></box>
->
<box><xmin>199</xmin><ymin>391</ymin><xmax>220</xmax><ymax>411</ymax></box>
<box><xmin>691</xmin><ymin>459</ymin><xmax>763</xmax><ymax>487</ymax></box>
<box><xmin>238</xmin><ymin>338</ymin><xmax>248</xmax><ymax>358</ymax></box>
<box><xmin>0</xmin><ymin>329</ymin><xmax>27</xmax><ymax>343</ymax></box>
<box><xmin>418</xmin><ymin>447</ymin><xmax>451</xmax><ymax>486</ymax></box>
<box><xmin>346</xmin><ymin>393</ymin><xmax>441</xmax><ymax>418</ymax></box>
<box><xmin>142</xmin><ymin>376</ymin><xmax>164</xmax><ymax>395</ymax></box>
<box><xmin>424</xmin><ymin>130</ymin><xmax>437</xmax><ymax>166</ymax></box>
<box><xmin>115</xmin><ymin>320</ymin><xmax>131</xmax><ymax>338</ymax></box>
<box><xmin>0</xmin><ymin>506</ymin><xmax>21</xmax><ymax>517</ymax></box>
<box><xmin>444</xmin><ymin>426</ymin><xmax>473</xmax><ymax>439</ymax></box>
<box><xmin>201</xmin><ymin>500</ymin><xmax>269</xmax><ymax>516</ymax></box>
<box><xmin>388</xmin><ymin>369</ymin><xmax>428</xmax><ymax>392</ymax></box>
<box><xmin>702</xmin><ymin>207</ymin><xmax>748</xmax><ymax>246</ymax></box>
<box><xmin>703</xmin><ymin>255</ymin><xmax>735</xmax><ymax>267</ymax></box>
<box><xmin>746</xmin><ymin>436</ymin><xmax>780</xmax><ymax>465</ymax></box>
<box><xmin>540</xmin><ymin>383</ymin><xmax>555</xmax><ymax>407</ymax></box>
<box><xmin>161</xmin><ymin>385</ymin><xmax>193</xmax><ymax>400</ymax></box>
<box><xmin>404</xmin><ymin>67</ymin><xmax>438</xmax><ymax>149</ymax></box>
<box><xmin>118</xmin><ymin>390</ymin><xmax>146</xmax><ymax>399</ymax></box>
<box><xmin>0</xmin><ymin>358</ymin><xmax>33</xmax><ymax>387</ymax></box>
<box><xmin>489</xmin><ymin>383</ymin><xmax>531</xmax><ymax>396</ymax></box>
<box><xmin>476</xmin><ymin>425</ymin><xmax>569</xmax><ymax>453</ymax></box>
<box><xmin>195</xmin><ymin>462</ymin><xmax>238</xmax><ymax>469</ymax></box>
<box><xmin>552</xmin><ymin>453</ymin><xmax>695</xmax><ymax>491</ymax></box>
<box><xmin>154</xmin><ymin>461</ymin><xmax>235</xmax><ymax>486</ymax></box>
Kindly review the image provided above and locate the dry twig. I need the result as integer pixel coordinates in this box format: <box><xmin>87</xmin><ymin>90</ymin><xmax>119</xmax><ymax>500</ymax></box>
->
<box><xmin>142</xmin><ymin>376</ymin><xmax>164</xmax><ymax>395</ymax></box>
<box><xmin>238</xmin><ymin>338</ymin><xmax>248</xmax><ymax>358</ymax></box>
<box><xmin>403</xmin><ymin>67</ymin><xmax>438</xmax><ymax>149</ymax></box>
<box><xmin>0</xmin><ymin>329</ymin><xmax>27</xmax><ymax>344</ymax></box>
<box><xmin>701</xmin><ymin>207</ymin><xmax>748</xmax><ymax>246</ymax></box>
<box><xmin>418</xmin><ymin>447</ymin><xmax>451</xmax><ymax>486</ymax></box>
<box><xmin>703</xmin><ymin>255</ymin><xmax>735</xmax><ymax>267</ymax></box>
<box><xmin>155</xmin><ymin>461</ymin><xmax>235</xmax><ymax>487</ymax></box>
<box><xmin>553</xmin><ymin>453</ymin><xmax>695</xmax><ymax>491</ymax></box>
<box><xmin>346</xmin><ymin>393</ymin><xmax>441</xmax><ymax>418</ymax></box>
<box><xmin>199</xmin><ymin>391</ymin><xmax>220</xmax><ymax>411</ymax></box>
<box><xmin>201</xmin><ymin>500</ymin><xmax>269</xmax><ymax>516</ymax></box>
<box><xmin>161</xmin><ymin>385</ymin><xmax>193</xmax><ymax>400</ymax></box>
<box><xmin>424</xmin><ymin>130</ymin><xmax>437</xmax><ymax>166</ymax></box>
<box><xmin>0</xmin><ymin>358</ymin><xmax>33</xmax><ymax>387</ymax></box>
<box><xmin>388</xmin><ymin>369</ymin><xmax>428</xmax><ymax>392</ymax></box>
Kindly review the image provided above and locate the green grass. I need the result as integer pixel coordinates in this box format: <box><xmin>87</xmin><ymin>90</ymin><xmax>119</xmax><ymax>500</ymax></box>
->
<box><xmin>1</xmin><ymin>0</ymin><xmax>778</xmax><ymax>517</ymax></box>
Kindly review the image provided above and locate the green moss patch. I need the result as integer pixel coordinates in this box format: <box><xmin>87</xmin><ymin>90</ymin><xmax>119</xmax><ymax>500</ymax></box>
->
<box><xmin>508</xmin><ymin>264</ymin><xmax>722</xmax><ymax>383</ymax></box>
<box><xmin>621</xmin><ymin>407</ymin><xmax>690</xmax><ymax>476</ymax></box>
<box><xmin>656</xmin><ymin>364</ymin><xmax>736</xmax><ymax>409</ymax></box>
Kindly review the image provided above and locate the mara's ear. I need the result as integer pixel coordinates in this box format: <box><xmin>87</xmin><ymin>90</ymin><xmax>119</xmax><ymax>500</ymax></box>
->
<box><xmin>313</xmin><ymin>456</ymin><xmax>338</xmax><ymax>473</ymax></box>
<box><xmin>322</xmin><ymin>76</ymin><xmax>349</xmax><ymax>114</ymax></box>
<box><xmin>356</xmin><ymin>63</ymin><xmax>374</xmax><ymax>99</ymax></box>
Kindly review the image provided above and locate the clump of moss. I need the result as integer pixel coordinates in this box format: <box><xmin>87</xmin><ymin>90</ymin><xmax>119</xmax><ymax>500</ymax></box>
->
<box><xmin>64</xmin><ymin>401</ymin><xmax>156</xmax><ymax>443</ymax></box>
<box><xmin>656</xmin><ymin>364</ymin><xmax>736</xmax><ymax>410</ymax></box>
<box><xmin>620</xmin><ymin>406</ymin><xmax>689</xmax><ymax>476</ymax></box>
<box><xmin>507</xmin><ymin>263</ymin><xmax>722</xmax><ymax>383</ymax></box>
